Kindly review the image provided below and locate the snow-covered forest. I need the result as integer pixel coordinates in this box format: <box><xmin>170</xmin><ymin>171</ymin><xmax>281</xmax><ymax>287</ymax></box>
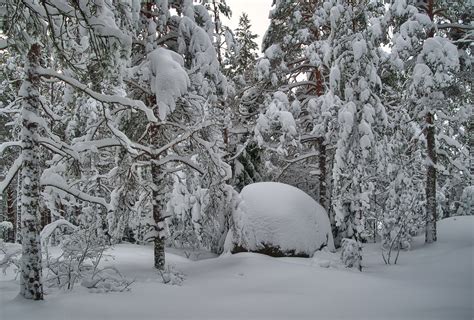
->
<box><xmin>0</xmin><ymin>0</ymin><xmax>472</xmax><ymax>319</ymax></box>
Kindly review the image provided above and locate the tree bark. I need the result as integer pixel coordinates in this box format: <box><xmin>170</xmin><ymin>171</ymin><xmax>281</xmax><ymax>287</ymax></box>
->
<box><xmin>15</xmin><ymin>174</ymin><xmax>22</xmax><ymax>244</ymax></box>
<box><xmin>213</xmin><ymin>0</ymin><xmax>223</xmax><ymax>66</ymax></box>
<box><xmin>19</xmin><ymin>43</ymin><xmax>44</xmax><ymax>300</ymax></box>
<box><xmin>424</xmin><ymin>0</ymin><xmax>437</xmax><ymax>244</ymax></box>
<box><xmin>150</xmin><ymin>124</ymin><xmax>165</xmax><ymax>270</ymax></box>
<box><xmin>6</xmin><ymin>186</ymin><xmax>15</xmax><ymax>242</ymax></box>
<box><xmin>425</xmin><ymin>112</ymin><xmax>437</xmax><ymax>243</ymax></box>
<box><xmin>318</xmin><ymin>137</ymin><xmax>327</xmax><ymax>210</ymax></box>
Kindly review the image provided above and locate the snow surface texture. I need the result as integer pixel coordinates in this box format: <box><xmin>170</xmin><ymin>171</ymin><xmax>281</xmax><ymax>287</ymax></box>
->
<box><xmin>1</xmin><ymin>217</ymin><xmax>472</xmax><ymax>319</ymax></box>
<box><xmin>227</xmin><ymin>182</ymin><xmax>335</xmax><ymax>256</ymax></box>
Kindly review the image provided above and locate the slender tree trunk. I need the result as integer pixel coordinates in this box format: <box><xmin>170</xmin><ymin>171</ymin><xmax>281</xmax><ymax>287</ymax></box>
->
<box><xmin>425</xmin><ymin>112</ymin><xmax>437</xmax><ymax>243</ymax></box>
<box><xmin>149</xmin><ymin>124</ymin><xmax>165</xmax><ymax>270</ymax></box>
<box><xmin>318</xmin><ymin>137</ymin><xmax>327</xmax><ymax>210</ymax></box>
<box><xmin>6</xmin><ymin>186</ymin><xmax>15</xmax><ymax>242</ymax></box>
<box><xmin>313</xmin><ymin>68</ymin><xmax>329</xmax><ymax>213</ymax></box>
<box><xmin>16</xmin><ymin>174</ymin><xmax>22</xmax><ymax>244</ymax></box>
<box><xmin>424</xmin><ymin>0</ymin><xmax>437</xmax><ymax>243</ymax></box>
<box><xmin>151</xmin><ymin>161</ymin><xmax>165</xmax><ymax>270</ymax></box>
<box><xmin>213</xmin><ymin>0</ymin><xmax>223</xmax><ymax>65</ymax></box>
<box><xmin>19</xmin><ymin>43</ymin><xmax>43</xmax><ymax>300</ymax></box>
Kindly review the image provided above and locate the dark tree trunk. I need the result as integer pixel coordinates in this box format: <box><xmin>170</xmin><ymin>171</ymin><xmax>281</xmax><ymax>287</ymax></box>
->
<box><xmin>16</xmin><ymin>174</ymin><xmax>22</xmax><ymax>244</ymax></box>
<box><xmin>19</xmin><ymin>43</ymin><xmax>44</xmax><ymax>300</ymax></box>
<box><xmin>318</xmin><ymin>137</ymin><xmax>327</xmax><ymax>210</ymax></box>
<box><xmin>213</xmin><ymin>0</ymin><xmax>223</xmax><ymax>65</ymax></box>
<box><xmin>6</xmin><ymin>186</ymin><xmax>16</xmax><ymax>242</ymax></box>
<box><xmin>40</xmin><ymin>202</ymin><xmax>51</xmax><ymax>230</ymax></box>
<box><xmin>424</xmin><ymin>0</ymin><xmax>437</xmax><ymax>244</ymax></box>
<box><xmin>425</xmin><ymin>112</ymin><xmax>437</xmax><ymax>243</ymax></box>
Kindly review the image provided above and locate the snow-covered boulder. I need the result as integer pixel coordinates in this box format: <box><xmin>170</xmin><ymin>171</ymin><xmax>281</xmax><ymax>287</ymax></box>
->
<box><xmin>225</xmin><ymin>182</ymin><xmax>335</xmax><ymax>257</ymax></box>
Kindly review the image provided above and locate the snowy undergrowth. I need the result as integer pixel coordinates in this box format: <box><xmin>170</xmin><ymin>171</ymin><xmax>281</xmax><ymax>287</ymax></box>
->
<box><xmin>1</xmin><ymin>217</ymin><xmax>472</xmax><ymax>320</ymax></box>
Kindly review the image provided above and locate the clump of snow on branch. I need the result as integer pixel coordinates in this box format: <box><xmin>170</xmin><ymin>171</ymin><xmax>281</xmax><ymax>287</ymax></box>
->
<box><xmin>148</xmin><ymin>47</ymin><xmax>190</xmax><ymax>120</ymax></box>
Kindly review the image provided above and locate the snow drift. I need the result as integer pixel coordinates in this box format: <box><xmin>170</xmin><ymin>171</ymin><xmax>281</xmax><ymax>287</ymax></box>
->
<box><xmin>226</xmin><ymin>182</ymin><xmax>335</xmax><ymax>257</ymax></box>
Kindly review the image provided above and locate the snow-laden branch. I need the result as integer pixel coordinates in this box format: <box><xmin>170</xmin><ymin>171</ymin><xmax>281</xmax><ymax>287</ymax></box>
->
<box><xmin>38</xmin><ymin>137</ymin><xmax>80</xmax><ymax>160</ymax></box>
<box><xmin>0</xmin><ymin>141</ymin><xmax>21</xmax><ymax>156</ymax></box>
<box><xmin>0</xmin><ymin>38</ymin><xmax>8</xmax><ymax>50</ymax></box>
<box><xmin>41</xmin><ymin>173</ymin><xmax>113</xmax><ymax>212</ymax></box>
<box><xmin>72</xmin><ymin>138</ymin><xmax>123</xmax><ymax>153</ymax></box>
<box><xmin>437</xmin><ymin>149</ymin><xmax>471</xmax><ymax>177</ymax></box>
<box><xmin>104</xmin><ymin>118</ymin><xmax>141</xmax><ymax>156</ymax></box>
<box><xmin>0</xmin><ymin>156</ymin><xmax>22</xmax><ymax>194</ymax></box>
<box><xmin>284</xmin><ymin>151</ymin><xmax>319</xmax><ymax>164</ymax></box>
<box><xmin>192</xmin><ymin>135</ymin><xmax>232</xmax><ymax>181</ymax></box>
<box><xmin>22</xmin><ymin>109</ymin><xmax>73</xmax><ymax>157</ymax></box>
<box><xmin>437</xmin><ymin>23</ymin><xmax>474</xmax><ymax>30</ymax></box>
<box><xmin>153</xmin><ymin>121</ymin><xmax>213</xmax><ymax>157</ymax></box>
<box><xmin>152</xmin><ymin>155</ymin><xmax>204</xmax><ymax>175</ymax></box>
<box><xmin>437</xmin><ymin>134</ymin><xmax>469</xmax><ymax>157</ymax></box>
<box><xmin>37</xmin><ymin>67</ymin><xmax>157</xmax><ymax>122</ymax></box>
<box><xmin>227</xmin><ymin>140</ymin><xmax>250</xmax><ymax>161</ymax></box>
<box><xmin>40</xmin><ymin>219</ymin><xmax>78</xmax><ymax>246</ymax></box>
<box><xmin>277</xmin><ymin>151</ymin><xmax>320</xmax><ymax>180</ymax></box>
<box><xmin>279</xmin><ymin>81</ymin><xmax>318</xmax><ymax>91</ymax></box>
<box><xmin>39</xmin><ymin>96</ymin><xmax>62</xmax><ymax>121</ymax></box>
<box><xmin>0</xmin><ymin>98</ymin><xmax>23</xmax><ymax>115</ymax></box>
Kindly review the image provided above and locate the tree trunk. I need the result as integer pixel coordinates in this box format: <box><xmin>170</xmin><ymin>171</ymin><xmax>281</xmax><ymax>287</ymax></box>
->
<box><xmin>6</xmin><ymin>186</ymin><xmax>15</xmax><ymax>242</ymax></box>
<box><xmin>313</xmin><ymin>67</ymin><xmax>330</xmax><ymax>213</ymax></box>
<box><xmin>213</xmin><ymin>0</ymin><xmax>223</xmax><ymax>66</ymax></box>
<box><xmin>149</xmin><ymin>123</ymin><xmax>165</xmax><ymax>270</ymax></box>
<box><xmin>317</xmin><ymin>137</ymin><xmax>327</xmax><ymax>210</ymax></box>
<box><xmin>425</xmin><ymin>112</ymin><xmax>437</xmax><ymax>243</ymax></box>
<box><xmin>19</xmin><ymin>43</ymin><xmax>44</xmax><ymax>300</ymax></box>
<box><xmin>16</xmin><ymin>174</ymin><xmax>22</xmax><ymax>243</ymax></box>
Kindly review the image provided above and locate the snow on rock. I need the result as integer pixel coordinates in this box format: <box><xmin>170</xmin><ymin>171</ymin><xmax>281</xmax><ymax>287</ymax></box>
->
<box><xmin>148</xmin><ymin>47</ymin><xmax>190</xmax><ymax>120</ymax></box>
<box><xmin>227</xmin><ymin>182</ymin><xmax>335</xmax><ymax>257</ymax></box>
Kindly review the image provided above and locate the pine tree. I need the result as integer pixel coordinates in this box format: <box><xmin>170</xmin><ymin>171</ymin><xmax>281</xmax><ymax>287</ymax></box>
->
<box><xmin>256</xmin><ymin>0</ymin><xmax>388</xmax><ymax>255</ymax></box>
<box><xmin>386</xmin><ymin>0</ymin><xmax>468</xmax><ymax>243</ymax></box>
<box><xmin>232</xmin><ymin>13</ymin><xmax>259</xmax><ymax>81</ymax></box>
<box><xmin>1</xmin><ymin>0</ymin><xmax>154</xmax><ymax>294</ymax></box>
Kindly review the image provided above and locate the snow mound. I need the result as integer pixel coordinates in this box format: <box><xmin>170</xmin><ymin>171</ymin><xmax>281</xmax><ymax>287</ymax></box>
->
<box><xmin>227</xmin><ymin>182</ymin><xmax>335</xmax><ymax>257</ymax></box>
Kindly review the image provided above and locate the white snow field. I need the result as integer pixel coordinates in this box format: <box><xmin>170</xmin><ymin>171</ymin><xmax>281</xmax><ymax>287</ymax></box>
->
<box><xmin>1</xmin><ymin>216</ymin><xmax>472</xmax><ymax>320</ymax></box>
<box><xmin>227</xmin><ymin>182</ymin><xmax>335</xmax><ymax>256</ymax></box>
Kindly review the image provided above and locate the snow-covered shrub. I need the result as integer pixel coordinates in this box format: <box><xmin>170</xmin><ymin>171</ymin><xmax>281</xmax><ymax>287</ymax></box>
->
<box><xmin>157</xmin><ymin>264</ymin><xmax>185</xmax><ymax>286</ymax></box>
<box><xmin>380</xmin><ymin>212</ymin><xmax>420</xmax><ymax>265</ymax></box>
<box><xmin>166</xmin><ymin>175</ymin><xmax>239</xmax><ymax>255</ymax></box>
<box><xmin>0</xmin><ymin>221</ymin><xmax>13</xmax><ymax>241</ymax></box>
<box><xmin>227</xmin><ymin>182</ymin><xmax>335</xmax><ymax>257</ymax></box>
<box><xmin>457</xmin><ymin>186</ymin><xmax>473</xmax><ymax>216</ymax></box>
<box><xmin>81</xmin><ymin>267</ymin><xmax>133</xmax><ymax>293</ymax></box>
<box><xmin>200</xmin><ymin>184</ymin><xmax>239</xmax><ymax>254</ymax></box>
<box><xmin>166</xmin><ymin>176</ymin><xmax>206</xmax><ymax>250</ymax></box>
<box><xmin>0</xmin><ymin>239</ymin><xmax>21</xmax><ymax>275</ymax></box>
<box><xmin>340</xmin><ymin>238</ymin><xmax>362</xmax><ymax>271</ymax></box>
<box><xmin>43</xmin><ymin>223</ymin><xmax>131</xmax><ymax>292</ymax></box>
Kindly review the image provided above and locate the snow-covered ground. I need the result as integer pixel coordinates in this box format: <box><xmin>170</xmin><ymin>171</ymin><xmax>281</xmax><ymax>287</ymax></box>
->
<box><xmin>1</xmin><ymin>216</ymin><xmax>472</xmax><ymax>320</ymax></box>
